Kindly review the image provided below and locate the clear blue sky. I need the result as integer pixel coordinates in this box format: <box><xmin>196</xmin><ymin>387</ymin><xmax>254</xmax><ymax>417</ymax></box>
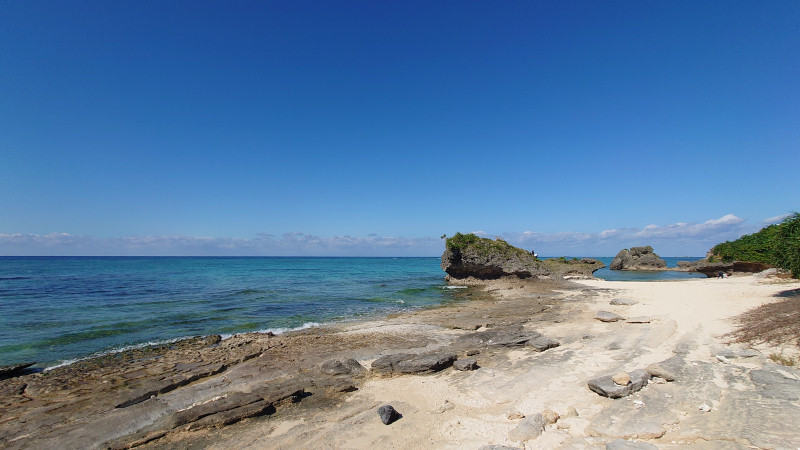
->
<box><xmin>1</xmin><ymin>1</ymin><xmax>798</xmax><ymax>256</ymax></box>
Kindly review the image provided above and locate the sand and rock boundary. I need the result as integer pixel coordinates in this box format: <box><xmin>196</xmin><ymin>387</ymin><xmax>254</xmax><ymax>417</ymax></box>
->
<box><xmin>1</xmin><ymin>275</ymin><xmax>799</xmax><ymax>449</ymax></box>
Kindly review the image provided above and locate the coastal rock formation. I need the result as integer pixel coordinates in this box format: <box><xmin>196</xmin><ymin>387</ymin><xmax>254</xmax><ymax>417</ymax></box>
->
<box><xmin>542</xmin><ymin>257</ymin><xmax>606</xmax><ymax>278</ymax></box>
<box><xmin>610</xmin><ymin>246</ymin><xmax>667</xmax><ymax>271</ymax></box>
<box><xmin>441</xmin><ymin>234</ymin><xmax>548</xmax><ymax>279</ymax></box>
<box><xmin>677</xmin><ymin>259</ymin><xmax>773</xmax><ymax>277</ymax></box>
<box><xmin>441</xmin><ymin>233</ymin><xmax>604</xmax><ymax>280</ymax></box>
<box><xmin>371</xmin><ymin>352</ymin><xmax>457</xmax><ymax>376</ymax></box>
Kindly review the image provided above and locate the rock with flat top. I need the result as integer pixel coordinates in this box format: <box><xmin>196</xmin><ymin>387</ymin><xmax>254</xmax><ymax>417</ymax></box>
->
<box><xmin>588</xmin><ymin>369</ymin><xmax>651</xmax><ymax>398</ymax></box>
<box><xmin>610</xmin><ymin>298</ymin><xmax>638</xmax><ymax>306</ymax></box>
<box><xmin>453</xmin><ymin>358</ymin><xmax>478</xmax><ymax>371</ymax></box>
<box><xmin>596</xmin><ymin>311</ymin><xmax>625</xmax><ymax>322</ymax></box>
<box><xmin>371</xmin><ymin>352</ymin><xmax>457</xmax><ymax>376</ymax></box>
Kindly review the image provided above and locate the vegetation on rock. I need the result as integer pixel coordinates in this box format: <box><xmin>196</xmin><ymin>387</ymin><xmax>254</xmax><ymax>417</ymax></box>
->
<box><xmin>445</xmin><ymin>233</ymin><xmax>532</xmax><ymax>259</ymax></box>
<box><xmin>709</xmin><ymin>212</ymin><xmax>800</xmax><ymax>278</ymax></box>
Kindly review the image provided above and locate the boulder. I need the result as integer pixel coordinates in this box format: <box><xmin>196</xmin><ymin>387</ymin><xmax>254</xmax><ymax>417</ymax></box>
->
<box><xmin>371</xmin><ymin>352</ymin><xmax>457</xmax><ymax>376</ymax></box>
<box><xmin>610</xmin><ymin>246</ymin><xmax>667</xmax><ymax>271</ymax></box>
<box><xmin>588</xmin><ymin>369</ymin><xmax>651</xmax><ymax>398</ymax></box>
<box><xmin>528</xmin><ymin>336</ymin><xmax>560</xmax><ymax>352</ymax></box>
<box><xmin>453</xmin><ymin>358</ymin><xmax>478</xmax><ymax>371</ymax></box>
<box><xmin>377</xmin><ymin>404</ymin><xmax>400</xmax><ymax>425</ymax></box>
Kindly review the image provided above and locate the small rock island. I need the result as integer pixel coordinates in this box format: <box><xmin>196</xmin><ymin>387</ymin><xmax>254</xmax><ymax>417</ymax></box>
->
<box><xmin>609</xmin><ymin>246</ymin><xmax>668</xmax><ymax>271</ymax></box>
<box><xmin>441</xmin><ymin>233</ymin><xmax>604</xmax><ymax>281</ymax></box>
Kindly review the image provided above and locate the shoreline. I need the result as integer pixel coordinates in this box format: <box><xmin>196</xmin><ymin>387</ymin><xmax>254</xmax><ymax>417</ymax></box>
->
<box><xmin>2</xmin><ymin>275</ymin><xmax>799</xmax><ymax>448</ymax></box>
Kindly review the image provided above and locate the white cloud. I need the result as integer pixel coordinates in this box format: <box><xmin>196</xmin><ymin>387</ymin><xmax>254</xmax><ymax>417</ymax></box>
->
<box><xmin>762</xmin><ymin>214</ymin><xmax>790</xmax><ymax>225</ymax></box>
<box><xmin>0</xmin><ymin>232</ymin><xmax>440</xmax><ymax>256</ymax></box>
<box><xmin>0</xmin><ymin>213</ymin><xmax>782</xmax><ymax>257</ymax></box>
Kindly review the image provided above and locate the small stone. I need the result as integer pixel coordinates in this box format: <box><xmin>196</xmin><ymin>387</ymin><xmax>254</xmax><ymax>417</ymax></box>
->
<box><xmin>507</xmin><ymin>410</ymin><xmax>525</xmax><ymax>420</ymax></box>
<box><xmin>633</xmin><ymin>400</ymin><xmax>644</xmax><ymax>409</ymax></box>
<box><xmin>466</xmin><ymin>349</ymin><xmax>480</xmax><ymax>356</ymax></box>
<box><xmin>562</xmin><ymin>406</ymin><xmax>579</xmax><ymax>418</ymax></box>
<box><xmin>453</xmin><ymin>358</ymin><xmax>478</xmax><ymax>371</ymax></box>
<box><xmin>595</xmin><ymin>311</ymin><xmax>625</xmax><ymax>322</ymax></box>
<box><xmin>715</xmin><ymin>354</ymin><xmax>730</xmax><ymax>364</ymax></box>
<box><xmin>582</xmin><ymin>334</ymin><xmax>595</xmax><ymax>340</ymax></box>
<box><xmin>651</xmin><ymin>377</ymin><xmax>667</xmax><ymax>384</ymax></box>
<box><xmin>378</xmin><ymin>404</ymin><xmax>400</xmax><ymax>424</ymax></box>
<box><xmin>541</xmin><ymin>408</ymin><xmax>559</xmax><ymax>424</ymax></box>
<box><xmin>698</xmin><ymin>403</ymin><xmax>711</xmax><ymax>412</ymax></box>
<box><xmin>612</xmin><ymin>371</ymin><xmax>631</xmax><ymax>386</ymax></box>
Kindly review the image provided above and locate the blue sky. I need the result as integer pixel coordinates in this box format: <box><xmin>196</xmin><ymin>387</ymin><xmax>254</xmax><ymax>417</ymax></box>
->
<box><xmin>1</xmin><ymin>1</ymin><xmax>798</xmax><ymax>256</ymax></box>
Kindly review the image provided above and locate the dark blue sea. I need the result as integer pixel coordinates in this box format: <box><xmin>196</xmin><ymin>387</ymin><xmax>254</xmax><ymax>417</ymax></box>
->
<box><xmin>0</xmin><ymin>256</ymin><xmax>703</xmax><ymax>368</ymax></box>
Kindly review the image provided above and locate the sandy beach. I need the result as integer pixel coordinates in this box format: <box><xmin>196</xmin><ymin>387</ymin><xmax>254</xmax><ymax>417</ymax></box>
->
<box><xmin>2</xmin><ymin>274</ymin><xmax>800</xmax><ymax>449</ymax></box>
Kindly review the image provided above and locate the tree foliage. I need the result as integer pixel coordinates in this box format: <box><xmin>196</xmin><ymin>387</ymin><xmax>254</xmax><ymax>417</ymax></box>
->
<box><xmin>710</xmin><ymin>212</ymin><xmax>800</xmax><ymax>278</ymax></box>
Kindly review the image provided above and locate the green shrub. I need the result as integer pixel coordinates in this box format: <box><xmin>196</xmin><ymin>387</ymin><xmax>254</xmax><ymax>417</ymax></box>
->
<box><xmin>774</xmin><ymin>212</ymin><xmax>800</xmax><ymax>278</ymax></box>
<box><xmin>709</xmin><ymin>211</ymin><xmax>799</xmax><ymax>278</ymax></box>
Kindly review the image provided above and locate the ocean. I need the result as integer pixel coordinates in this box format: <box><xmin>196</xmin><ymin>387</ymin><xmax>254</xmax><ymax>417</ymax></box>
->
<box><xmin>0</xmin><ymin>256</ymin><xmax>704</xmax><ymax>368</ymax></box>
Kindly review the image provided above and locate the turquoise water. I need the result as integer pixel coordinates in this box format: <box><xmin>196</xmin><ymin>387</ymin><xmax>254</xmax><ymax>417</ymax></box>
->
<box><xmin>580</xmin><ymin>256</ymin><xmax>707</xmax><ymax>281</ymax></box>
<box><xmin>0</xmin><ymin>256</ymin><xmax>705</xmax><ymax>368</ymax></box>
<box><xmin>0</xmin><ymin>257</ymin><xmax>458</xmax><ymax>368</ymax></box>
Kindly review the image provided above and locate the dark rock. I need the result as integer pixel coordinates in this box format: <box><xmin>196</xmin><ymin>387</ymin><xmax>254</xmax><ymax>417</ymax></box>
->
<box><xmin>588</xmin><ymin>369</ymin><xmax>651</xmax><ymax>398</ymax></box>
<box><xmin>508</xmin><ymin>413</ymin><xmax>545</xmax><ymax>441</ymax></box>
<box><xmin>595</xmin><ymin>311</ymin><xmax>625</xmax><ymax>322</ymax></box>
<box><xmin>371</xmin><ymin>352</ymin><xmax>457</xmax><ymax>376</ymax></box>
<box><xmin>0</xmin><ymin>362</ymin><xmax>36</xmax><ymax>380</ymax></box>
<box><xmin>441</xmin><ymin>236</ymin><xmax>549</xmax><ymax>280</ymax></box>
<box><xmin>686</xmin><ymin>260</ymin><xmax>773</xmax><ymax>278</ymax></box>
<box><xmin>610</xmin><ymin>246</ymin><xmax>667</xmax><ymax>271</ymax></box>
<box><xmin>319</xmin><ymin>358</ymin><xmax>366</xmax><ymax>376</ymax></box>
<box><xmin>453</xmin><ymin>358</ymin><xmax>478</xmax><ymax>371</ymax></box>
<box><xmin>378</xmin><ymin>404</ymin><xmax>400</xmax><ymax>425</ymax></box>
<box><xmin>528</xmin><ymin>336</ymin><xmax>560</xmax><ymax>352</ymax></box>
<box><xmin>543</xmin><ymin>257</ymin><xmax>606</xmax><ymax>278</ymax></box>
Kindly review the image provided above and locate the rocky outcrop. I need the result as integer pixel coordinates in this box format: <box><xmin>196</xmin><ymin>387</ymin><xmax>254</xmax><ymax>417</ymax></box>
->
<box><xmin>542</xmin><ymin>257</ymin><xmax>606</xmax><ymax>278</ymax></box>
<box><xmin>371</xmin><ymin>352</ymin><xmax>457</xmax><ymax>376</ymax></box>
<box><xmin>677</xmin><ymin>259</ymin><xmax>772</xmax><ymax>277</ymax></box>
<box><xmin>441</xmin><ymin>233</ymin><xmax>604</xmax><ymax>280</ymax></box>
<box><xmin>610</xmin><ymin>246</ymin><xmax>667</xmax><ymax>271</ymax></box>
<box><xmin>441</xmin><ymin>235</ymin><xmax>549</xmax><ymax>279</ymax></box>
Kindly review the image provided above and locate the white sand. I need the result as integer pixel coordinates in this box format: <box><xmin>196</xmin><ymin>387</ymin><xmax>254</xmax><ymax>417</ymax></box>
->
<box><xmin>207</xmin><ymin>275</ymin><xmax>800</xmax><ymax>449</ymax></box>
